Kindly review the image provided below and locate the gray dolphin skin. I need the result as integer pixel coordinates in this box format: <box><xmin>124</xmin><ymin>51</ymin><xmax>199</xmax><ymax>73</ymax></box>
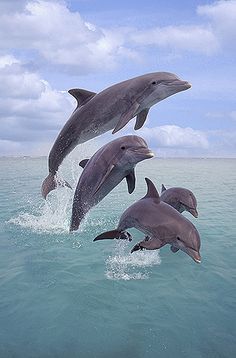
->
<box><xmin>160</xmin><ymin>184</ymin><xmax>198</xmax><ymax>217</ymax></box>
<box><xmin>70</xmin><ymin>135</ymin><xmax>154</xmax><ymax>231</ymax></box>
<box><xmin>41</xmin><ymin>72</ymin><xmax>191</xmax><ymax>198</ymax></box>
<box><xmin>94</xmin><ymin>178</ymin><xmax>201</xmax><ymax>263</ymax></box>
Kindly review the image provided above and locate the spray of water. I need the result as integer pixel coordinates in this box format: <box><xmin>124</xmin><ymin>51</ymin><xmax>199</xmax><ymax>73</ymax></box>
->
<box><xmin>105</xmin><ymin>240</ymin><xmax>161</xmax><ymax>280</ymax></box>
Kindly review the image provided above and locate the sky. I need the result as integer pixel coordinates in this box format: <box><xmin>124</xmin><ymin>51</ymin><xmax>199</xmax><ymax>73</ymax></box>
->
<box><xmin>0</xmin><ymin>0</ymin><xmax>235</xmax><ymax>157</ymax></box>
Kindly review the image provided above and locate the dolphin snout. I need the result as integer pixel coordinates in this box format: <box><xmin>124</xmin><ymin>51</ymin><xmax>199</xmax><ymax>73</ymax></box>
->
<box><xmin>189</xmin><ymin>208</ymin><xmax>198</xmax><ymax>218</ymax></box>
<box><xmin>188</xmin><ymin>248</ymin><xmax>201</xmax><ymax>264</ymax></box>
<box><xmin>132</xmin><ymin>147</ymin><xmax>155</xmax><ymax>158</ymax></box>
<box><xmin>177</xmin><ymin>80</ymin><xmax>191</xmax><ymax>89</ymax></box>
<box><xmin>184</xmin><ymin>81</ymin><xmax>191</xmax><ymax>89</ymax></box>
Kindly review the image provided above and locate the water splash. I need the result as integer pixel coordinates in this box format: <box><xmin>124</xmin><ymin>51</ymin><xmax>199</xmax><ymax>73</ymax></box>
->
<box><xmin>105</xmin><ymin>240</ymin><xmax>161</xmax><ymax>280</ymax></box>
<box><xmin>8</xmin><ymin>186</ymin><xmax>73</xmax><ymax>234</ymax></box>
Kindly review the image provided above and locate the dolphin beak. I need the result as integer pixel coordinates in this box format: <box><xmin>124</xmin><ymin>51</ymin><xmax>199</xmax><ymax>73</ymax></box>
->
<box><xmin>182</xmin><ymin>81</ymin><xmax>191</xmax><ymax>89</ymax></box>
<box><xmin>132</xmin><ymin>147</ymin><xmax>155</xmax><ymax>159</ymax></box>
<box><xmin>174</xmin><ymin>80</ymin><xmax>191</xmax><ymax>91</ymax></box>
<box><xmin>145</xmin><ymin>150</ymin><xmax>155</xmax><ymax>158</ymax></box>
<box><xmin>187</xmin><ymin>248</ymin><xmax>201</xmax><ymax>263</ymax></box>
<box><xmin>189</xmin><ymin>208</ymin><xmax>198</xmax><ymax>218</ymax></box>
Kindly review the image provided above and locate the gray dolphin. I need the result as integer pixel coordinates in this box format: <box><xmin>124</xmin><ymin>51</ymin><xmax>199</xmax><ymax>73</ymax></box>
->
<box><xmin>94</xmin><ymin>178</ymin><xmax>201</xmax><ymax>264</ymax></box>
<box><xmin>160</xmin><ymin>184</ymin><xmax>198</xmax><ymax>217</ymax></box>
<box><xmin>41</xmin><ymin>72</ymin><xmax>191</xmax><ymax>198</ymax></box>
<box><xmin>70</xmin><ymin>135</ymin><xmax>154</xmax><ymax>231</ymax></box>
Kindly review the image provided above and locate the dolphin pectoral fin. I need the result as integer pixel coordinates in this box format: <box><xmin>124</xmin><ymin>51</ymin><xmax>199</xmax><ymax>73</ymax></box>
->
<box><xmin>93</xmin><ymin>230</ymin><xmax>132</xmax><ymax>242</ymax></box>
<box><xmin>134</xmin><ymin>108</ymin><xmax>149</xmax><ymax>130</ymax></box>
<box><xmin>131</xmin><ymin>237</ymin><xmax>164</xmax><ymax>253</ymax></box>
<box><xmin>79</xmin><ymin>159</ymin><xmax>89</xmax><ymax>168</ymax></box>
<box><xmin>126</xmin><ymin>169</ymin><xmax>136</xmax><ymax>194</ymax></box>
<box><xmin>170</xmin><ymin>245</ymin><xmax>179</xmax><ymax>253</ymax></box>
<box><xmin>68</xmin><ymin>88</ymin><xmax>97</xmax><ymax>109</ymax></box>
<box><xmin>41</xmin><ymin>173</ymin><xmax>72</xmax><ymax>199</ymax></box>
<box><xmin>112</xmin><ymin>102</ymin><xmax>140</xmax><ymax>134</ymax></box>
<box><xmin>93</xmin><ymin>164</ymin><xmax>115</xmax><ymax>194</ymax></box>
<box><xmin>161</xmin><ymin>184</ymin><xmax>167</xmax><ymax>193</ymax></box>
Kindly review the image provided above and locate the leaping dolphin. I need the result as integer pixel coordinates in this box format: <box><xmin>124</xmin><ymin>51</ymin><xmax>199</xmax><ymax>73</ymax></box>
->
<box><xmin>70</xmin><ymin>135</ymin><xmax>154</xmax><ymax>231</ymax></box>
<box><xmin>160</xmin><ymin>184</ymin><xmax>198</xmax><ymax>217</ymax></box>
<box><xmin>94</xmin><ymin>178</ymin><xmax>201</xmax><ymax>264</ymax></box>
<box><xmin>41</xmin><ymin>72</ymin><xmax>191</xmax><ymax>198</ymax></box>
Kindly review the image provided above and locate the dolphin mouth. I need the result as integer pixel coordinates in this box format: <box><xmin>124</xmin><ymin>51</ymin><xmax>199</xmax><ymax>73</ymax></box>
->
<box><xmin>188</xmin><ymin>249</ymin><xmax>201</xmax><ymax>264</ymax></box>
<box><xmin>182</xmin><ymin>81</ymin><xmax>191</xmax><ymax>89</ymax></box>
<box><xmin>131</xmin><ymin>147</ymin><xmax>155</xmax><ymax>158</ymax></box>
<box><xmin>174</xmin><ymin>80</ymin><xmax>191</xmax><ymax>91</ymax></box>
<box><xmin>188</xmin><ymin>208</ymin><xmax>198</xmax><ymax>218</ymax></box>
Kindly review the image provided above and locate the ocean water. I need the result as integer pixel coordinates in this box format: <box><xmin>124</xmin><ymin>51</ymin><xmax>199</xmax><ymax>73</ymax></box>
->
<box><xmin>0</xmin><ymin>156</ymin><xmax>235</xmax><ymax>358</ymax></box>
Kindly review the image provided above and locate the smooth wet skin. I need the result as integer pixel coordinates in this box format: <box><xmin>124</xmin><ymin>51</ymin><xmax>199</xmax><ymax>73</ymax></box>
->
<box><xmin>94</xmin><ymin>178</ymin><xmax>201</xmax><ymax>264</ymax></box>
<box><xmin>70</xmin><ymin>135</ymin><xmax>154</xmax><ymax>231</ymax></box>
<box><xmin>160</xmin><ymin>184</ymin><xmax>198</xmax><ymax>217</ymax></box>
<box><xmin>42</xmin><ymin>72</ymin><xmax>191</xmax><ymax>198</ymax></box>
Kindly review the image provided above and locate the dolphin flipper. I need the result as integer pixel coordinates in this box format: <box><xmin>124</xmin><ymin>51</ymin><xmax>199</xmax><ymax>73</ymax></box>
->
<box><xmin>131</xmin><ymin>237</ymin><xmax>163</xmax><ymax>253</ymax></box>
<box><xmin>126</xmin><ymin>169</ymin><xmax>136</xmax><ymax>194</ymax></box>
<box><xmin>93</xmin><ymin>164</ymin><xmax>115</xmax><ymax>194</ymax></box>
<box><xmin>93</xmin><ymin>230</ymin><xmax>132</xmax><ymax>241</ymax></box>
<box><xmin>41</xmin><ymin>173</ymin><xmax>72</xmax><ymax>199</ymax></box>
<box><xmin>134</xmin><ymin>108</ymin><xmax>149</xmax><ymax>130</ymax></box>
<box><xmin>112</xmin><ymin>102</ymin><xmax>140</xmax><ymax>134</ymax></box>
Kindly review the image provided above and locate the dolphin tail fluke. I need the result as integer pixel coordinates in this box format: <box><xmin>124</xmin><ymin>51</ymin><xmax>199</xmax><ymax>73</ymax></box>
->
<box><xmin>93</xmin><ymin>230</ymin><xmax>132</xmax><ymax>242</ymax></box>
<box><xmin>41</xmin><ymin>173</ymin><xmax>72</xmax><ymax>199</ymax></box>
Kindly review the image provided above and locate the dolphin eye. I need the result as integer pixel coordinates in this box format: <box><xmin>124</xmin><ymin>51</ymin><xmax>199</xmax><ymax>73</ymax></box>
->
<box><xmin>151</xmin><ymin>81</ymin><xmax>157</xmax><ymax>85</ymax></box>
<box><xmin>121</xmin><ymin>146</ymin><xmax>126</xmax><ymax>150</ymax></box>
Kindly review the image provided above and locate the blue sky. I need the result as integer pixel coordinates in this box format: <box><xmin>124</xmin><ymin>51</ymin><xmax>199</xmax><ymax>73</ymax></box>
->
<box><xmin>0</xmin><ymin>0</ymin><xmax>235</xmax><ymax>157</ymax></box>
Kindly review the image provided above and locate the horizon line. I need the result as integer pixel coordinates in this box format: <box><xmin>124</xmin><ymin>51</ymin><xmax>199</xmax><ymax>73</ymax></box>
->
<box><xmin>0</xmin><ymin>156</ymin><xmax>235</xmax><ymax>160</ymax></box>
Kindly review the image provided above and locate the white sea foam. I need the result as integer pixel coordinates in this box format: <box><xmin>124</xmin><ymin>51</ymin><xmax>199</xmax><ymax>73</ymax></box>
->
<box><xmin>105</xmin><ymin>240</ymin><xmax>161</xmax><ymax>280</ymax></box>
<box><xmin>8</xmin><ymin>186</ymin><xmax>73</xmax><ymax>234</ymax></box>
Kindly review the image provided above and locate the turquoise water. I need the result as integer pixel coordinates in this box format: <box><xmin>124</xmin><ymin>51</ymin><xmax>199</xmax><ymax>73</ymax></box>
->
<box><xmin>0</xmin><ymin>157</ymin><xmax>235</xmax><ymax>357</ymax></box>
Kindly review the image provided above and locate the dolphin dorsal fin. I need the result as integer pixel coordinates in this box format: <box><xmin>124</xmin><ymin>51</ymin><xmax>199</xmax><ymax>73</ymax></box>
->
<box><xmin>68</xmin><ymin>88</ymin><xmax>97</xmax><ymax>109</ymax></box>
<box><xmin>161</xmin><ymin>184</ymin><xmax>167</xmax><ymax>193</ymax></box>
<box><xmin>143</xmin><ymin>178</ymin><xmax>160</xmax><ymax>202</ymax></box>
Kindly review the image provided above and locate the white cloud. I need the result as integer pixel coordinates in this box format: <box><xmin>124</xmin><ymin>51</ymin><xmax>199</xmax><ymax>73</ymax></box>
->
<box><xmin>0</xmin><ymin>0</ymin><xmax>28</xmax><ymax>14</ymax></box>
<box><xmin>0</xmin><ymin>54</ymin><xmax>20</xmax><ymax>68</ymax></box>
<box><xmin>0</xmin><ymin>55</ymin><xmax>73</xmax><ymax>146</ymax></box>
<box><xmin>131</xmin><ymin>25</ymin><xmax>219</xmax><ymax>55</ymax></box>
<box><xmin>0</xmin><ymin>0</ymin><xmax>233</xmax><ymax>76</ymax></box>
<box><xmin>198</xmin><ymin>0</ymin><xmax>236</xmax><ymax>46</ymax></box>
<box><xmin>0</xmin><ymin>1</ymin><xmax>134</xmax><ymax>73</ymax></box>
<box><xmin>139</xmin><ymin>125</ymin><xmax>209</xmax><ymax>149</ymax></box>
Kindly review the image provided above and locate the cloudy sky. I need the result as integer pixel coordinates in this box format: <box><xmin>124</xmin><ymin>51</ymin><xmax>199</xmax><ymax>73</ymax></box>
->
<box><xmin>0</xmin><ymin>0</ymin><xmax>235</xmax><ymax>157</ymax></box>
